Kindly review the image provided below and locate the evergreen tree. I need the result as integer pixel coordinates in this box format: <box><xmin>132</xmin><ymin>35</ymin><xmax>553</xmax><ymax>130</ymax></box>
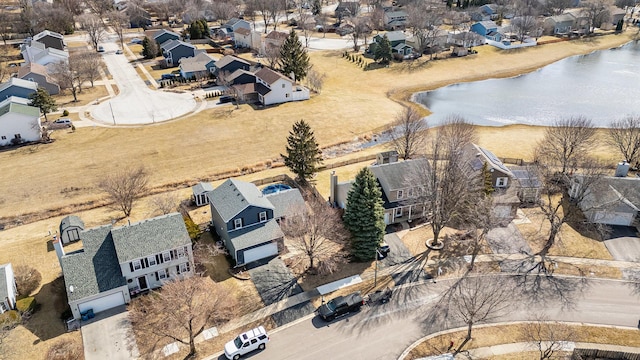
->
<box><xmin>142</xmin><ymin>37</ymin><xmax>158</xmax><ymax>59</ymax></box>
<box><xmin>278</xmin><ymin>29</ymin><xmax>310</xmax><ymax>81</ymax></box>
<box><xmin>281</xmin><ymin>120</ymin><xmax>323</xmax><ymax>183</ymax></box>
<box><xmin>188</xmin><ymin>19</ymin><xmax>209</xmax><ymax>40</ymax></box>
<box><xmin>374</xmin><ymin>35</ymin><xmax>392</xmax><ymax>65</ymax></box>
<box><xmin>28</xmin><ymin>87</ymin><xmax>57</xmax><ymax>121</ymax></box>
<box><xmin>481</xmin><ymin>162</ymin><xmax>494</xmax><ymax>195</ymax></box>
<box><xmin>343</xmin><ymin>167</ymin><xmax>386</xmax><ymax>262</ymax></box>
<box><xmin>615</xmin><ymin>19</ymin><xmax>623</xmax><ymax>32</ymax></box>
<box><xmin>446</xmin><ymin>0</ymin><xmax>453</xmax><ymax>8</ymax></box>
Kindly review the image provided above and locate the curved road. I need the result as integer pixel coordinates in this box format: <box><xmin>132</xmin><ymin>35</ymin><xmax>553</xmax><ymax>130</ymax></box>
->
<box><xmin>90</xmin><ymin>36</ymin><xmax>197</xmax><ymax>125</ymax></box>
<box><xmin>249</xmin><ymin>277</ymin><xmax>640</xmax><ymax>360</ymax></box>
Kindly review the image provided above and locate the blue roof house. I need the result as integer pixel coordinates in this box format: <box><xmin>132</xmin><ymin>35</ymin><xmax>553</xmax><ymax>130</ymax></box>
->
<box><xmin>470</xmin><ymin>21</ymin><xmax>502</xmax><ymax>42</ymax></box>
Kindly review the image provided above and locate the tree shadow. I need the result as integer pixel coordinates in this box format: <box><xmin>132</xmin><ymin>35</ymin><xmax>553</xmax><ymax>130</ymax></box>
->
<box><xmin>22</xmin><ymin>276</ymin><xmax>69</xmax><ymax>342</ymax></box>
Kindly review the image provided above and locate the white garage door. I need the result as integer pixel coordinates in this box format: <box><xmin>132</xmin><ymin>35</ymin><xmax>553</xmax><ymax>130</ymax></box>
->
<box><xmin>242</xmin><ymin>243</ymin><xmax>279</xmax><ymax>264</ymax></box>
<box><xmin>593</xmin><ymin>211</ymin><xmax>634</xmax><ymax>226</ymax></box>
<box><xmin>78</xmin><ymin>291</ymin><xmax>125</xmax><ymax>314</ymax></box>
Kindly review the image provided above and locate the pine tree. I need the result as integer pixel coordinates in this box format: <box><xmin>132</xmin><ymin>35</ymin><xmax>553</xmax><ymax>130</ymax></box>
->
<box><xmin>374</xmin><ymin>35</ymin><xmax>392</xmax><ymax>65</ymax></box>
<box><xmin>278</xmin><ymin>29</ymin><xmax>310</xmax><ymax>81</ymax></box>
<box><xmin>481</xmin><ymin>162</ymin><xmax>494</xmax><ymax>195</ymax></box>
<box><xmin>28</xmin><ymin>87</ymin><xmax>57</xmax><ymax>121</ymax></box>
<box><xmin>343</xmin><ymin>167</ymin><xmax>386</xmax><ymax>262</ymax></box>
<box><xmin>142</xmin><ymin>37</ymin><xmax>158</xmax><ymax>59</ymax></box>
<box><xmin>281</xmin><ymin>120</ymin><xmax>323</xmax><ymax>183</ymax></box>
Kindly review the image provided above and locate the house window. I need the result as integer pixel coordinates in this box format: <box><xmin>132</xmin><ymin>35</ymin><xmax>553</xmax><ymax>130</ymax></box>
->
<box><xmin>148</xmin><ymin>256</ymin><xmax>157</xmax><ymax>267</ymax></box>
<box><xmin>395</xmin><ymin>207</ymin><xmax>403</xmax><ymax>217</ymax></box>
<box><xmin>397</xmin><ymin>190</ymin><xmax>404</xmax><ymax>199</ymax></box>
<box><xmin>157</xmin><ymin>269</ymin><xmax>167</xmax><ymax>280</ymax></box>
<box><xmin>1</xmin><ymin>136</ymin><xmax>5</xmax><ymax>140</ymax></box>
<box><xmin>407</xmin><ymin>188</ymin><xmax>414</xmax><ymax>197</ymax></box>
<box><xmin>496</xmin><ymin>177</ymin><xmax>508</xmax><ymax>187</ymax></box>
<box><xmin>14</xmin><ymin>134</ymin><xmax>21</xmax><ymax>139</ymax></box>
<box><xmin>234</xmin><ymin>218</ymin><xmax>243</xmax><ymax>229</ymax></box>
<box><xmin>285</xmin><ymin>93</ymin><xmax>290</xmax><ymax>98</ymax></box>
<box><xmin>162</xmin><ymin>251</ymin><xmax>171</xmax><ymax>262</ymax></box>
<box><xmin>282</xmin><ymin>84</ymin><xmax>285</xmax><ymax>88</ymax></box>
<box><xmin>178</xmin><ymin>262</ymin><xmax>191</xmax><ymax>274</ymax></box>
<box><xmin>0</xmin><ymin>302</ymin><xmax>7</xmax><ymax>312</ymax></box>
<box><xmin>259</xmin><ymin>211</ymin><xmax>267</xmax><ymax>223</ymax></box>
<box><xmin>132</xmin><ymin>259</ymin><xmax>141</xmax><ymax>271</ymax></box>
<box><xmin>177</xmin><ymin>247</ymin><xmax>186</xmax><ymax>258</ymax></box>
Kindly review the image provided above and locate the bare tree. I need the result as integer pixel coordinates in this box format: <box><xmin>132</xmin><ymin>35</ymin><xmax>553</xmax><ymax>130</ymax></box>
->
<box><xmin>45</xmin><ymin>338</ymin><xmax>85</xmax><ymax>360</ymax></box>
<box><xmin>76</xmin><ymin>51</ymin><xmax>102</xmax><ymax>87</ymax></box>
<box><xmin>58</xmin><ymin>0</ymin><xmax>84</xmax><ymax>17</ymax></box>
<box><xmin>607</xmin><ymin>115</ymin><xmax>640</xmax><ymax>169</ymax></box>
<box><xmin>85</xmin><ymin>0</ymin><xmax>113</xmax><ymax>19</ymax></box>
<box><xmin>264</xmin><ymin>0</ymin><xmax>284</xmax><ymax>31</ymax></box>
<box><xmin>535</xmin><ymin>116</ymin><xmax>597</xmax><ymax>175</ymax></box>
<box><xmin>51</xmin><ymin>59</ymin><xmax>82</xmax><ymax>102</ymax></box>
<box><xmin>14</xmin><ymin>265</ymin><xmax>42</xmax><ymax>297</ymax></box>
<box><xmin>522</xmin><ymin>314</ymin><xmax>576</xmax><ymax>360</ymax></box>
<box><xmin>370</xmin><ymin>7</ymin><xmax>385</xmax><ymax>32</ymax></box>
<box><xmin>255</xmin><ymin>0</ymin><xmax>272</xmax><ymax>33</ymax></box>
<box><xmin>0</xmin><ymin>9</ymin><xmax>16</xmax><ymax>45</ymax></box>
<box><xmin>583</xmin><ymin>0</ymin><xmax>613</xmax><ymax>33</ymax></box>
<box><xmin>129</xmin><ymin>276</ymin><xmax>236</xmax><ymax>359</ymax></box>
<box><xmin>33</xmin><ymin>2</ymin><xmax>74</xmax><ymax>35</ymax></box>
<box><xmin>306</xmin><ymin>68</ymin><xmax>326</xmax><ymax>94</ymax></box>
<box><xmin>264</xmin><ymin>44</ymin><xmax>281</xmax><ymax>68</ymax></box>
<box><xmin>458</xmin><ymin>195</ymin><xmax>497</xmax><ymax>272</ymax></box>
<box><xmin>0</xmin><ymin>47</ymin><xmax>9</xmax><ymax>83</ymax></box>
<box><xmin>448</xmin><ymin>276</ymin><xmax>513</xmax><ymax>353</ymax></box>
<box><xmin>389</xmin><ymin>107</ymin><xmax>427</xmax><ymax>160</ymax></box>
<box><xmin>211</xmin><ymin>1</ymin><xmax>239</xmax><ymax>25</ymax></box>
<box><xmin>98</xmin><ymin>165</ymin><xmax>149</xmax><ymax>218</ymax></box>
<box><xmin>511</xmin><ymin>15</ymin><xmax>540</xmax><ymax>42</ymax></box>
<box><xmin>411</xmin><ymin>115</ymin><xmax>478</xmax><ymax>247</ymax></box>
<box><xmin>151</xmin><ymin>193</ymin><xmax>178</xmax><ymax>215</ymax></box>
<box><xmin>349</xmin><ymin>16</ymin><xmax>371</xmax><ymax>52</ymax></box>
<box><xmin>280</xmin><ymin>198</ymin><xmax>349</xmax><ymax>274</ymax></box>
<box><xmin>407</xmin><ymin>3</ymin><xmax>444</xmax><ymax>59</ymax></box>
<box><xmin>79</xmin><ymin>14</ymin><xmax>106</xmax><ymax>51</ymax></box>
<box><xmin>543</xmin><ymin>0</ymin><xmax>573</xmax><ymax>16</ymax></box>
<box><xmin>108</xmin><ymin>10</ymin><xmax>129</xmax><ymax>48</ymax></box>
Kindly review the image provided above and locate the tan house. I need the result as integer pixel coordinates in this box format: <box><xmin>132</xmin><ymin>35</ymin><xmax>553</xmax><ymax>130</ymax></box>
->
<box><xmin>261</xmin><ymin>31</ymin><xmax>288</xmax><ymax>55</ymax></box>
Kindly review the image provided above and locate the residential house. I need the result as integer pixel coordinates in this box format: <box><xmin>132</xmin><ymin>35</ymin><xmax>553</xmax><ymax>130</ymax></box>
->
<box><xmin>152</xmin><ymin>29</ymin><xmax>181</xmax><ymax>46</ymax></box>
<box><xmin>232</xmin><ymin>83</ymin><xmax>259</xmax><ymax>104</ymax></box>
<box><xmin>460</xmin><ymin>143</ymin><xmax>519</xmax><ymax>222</ymax></box>
<box><xmin>17</xmin><ymin>63</ymin><xmax>60</xmax><ymax>95</ymax></box>
<box><xmin>543</xmin><ymin>13</ymin><xmax>576</xmax><ymax>35</ymax></box>
<box><xmin>406</xmin><ymin>30</ymin><xmax>449</xmax><ymax>54</ymax></box>
<box><xmin>564</xmin><ymin>9</ymin><xmax>590</xmax><ymax>34</ymax></box>
<box><xmin>471</xmin><ymin>4</ymin><xmax>499</xmax><ymax>21</ymax></box>
<box><xmin>335</xmin><ymin>1</ymin><xmax>360</xmax><ymax>21</ymax></box>
<box><xmin>161</xmin><ymin>40</ymin><xmax>197</xmax><ymax>67</ymax></box>
<box><xmin>222</xmin><ymin>18</ymin><xmax>251</xmax><ymax>39</ymax></box>
<box><xmin>470</xmin><ymin>21</ymin><xmax>503</xmax><ymax>41</ymax></box>
<box><xmin>0</xmin><ymin>263</ymin><xmax>17</xmax><ymax>314</ymax></box>
<box><xmin>32</xmin><ymin>30</ymin><xmax>65</xmax><ymax>51</ymax></box>
<box><xmin>509</xmin><ymin>166</ymin><xmax>542</xmax><ymax>204</ymax></box>
<box><xmin>214</xmin><ymin>55</ymin><xmax>251</xmax><ymax>77</ymax></box>
<box><xmin>227</xmin><ymin>69</ymin><xmax>256</xmax><ymax>85</ymax></box>
<box><xmin>128</xmin><ymin>6</ymin><xmax>152</xmax><ymax>28</ymax></box>
<box><xmin>20</xmin><ymin>40</ymin><xmax>69</xmax><ymax>69</ymax></box>
<box><xmin>261</xmin><ymin>31</ymin><xmax>288</xmax><ymax>55</ymax></box>
<box><xmin>54</xmin><ymin>213</ymin><xmax>194</xmax><ymax>320</ymax></box>
<box><xmin>0</xmin><ymin>78</ymin><xmax>38</xmax><ymax>101</ymax></box>
<box><xmin>0</xmin><ymin>96</ymin><xmax>42</xmax><ymax>146</ymax></box>
<box><xmin>254</xmin><ymin>67</ymin><xmax>310</xmax><ymax>106</ymax></box>
<box><xmin>179</xmin><ymin>52</ymin><xmax>216</xmax><ymax>79</ymax></box>
<box><xmin>369</xmin><ymin>31</ymin><xmax>412</xmax><ymax>56</ymax></box>
<box><xmin>234</xmin><ymin>28</ymin><xmax>261</xmax><ymax>50</ymax></box>
<box><xmin>192</xmin><ymin>182</ymin><xmax>214</xmax><ymax>207</ymax></box>
<box><xmin>383</xmin><ymin>9</ymin><xmax>409</xmax><ymax>30</ymax></box>
<box><xmin>208</xmin><ymin>179</ymin><xmax>304</xmax><ymax>266</ymax></box>
<box><xmin>59</xmin><ymin>215</ymin><xmax>85</xmax><ymax>244</ymax></box>
<box><xmin>570</xmin><ymin>175</ymin><xmax>640</xmax><ymax>227</ymax></box>
<box><xmin>608</xmin><ymin>6</ymin><xmax>627</xmax><ymax>26</ymax></box>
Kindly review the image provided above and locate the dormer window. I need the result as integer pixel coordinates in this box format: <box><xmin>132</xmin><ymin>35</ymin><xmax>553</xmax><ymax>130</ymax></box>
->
<box><xmin>148</xmin><ymin>256</ymin><xmax>157</xmax><ymax>267</ymax></box>
<box><xmin>259</xmin><ymin>211</ymin><xmax>267</xmax><ymax>222</ymax></box>
<box><xmin>234</xmin><ymin>218</ymin><xmax>243</xmax><ymax>229</ymax></box>
<box><xmin>132</xmin><ymin>259</ymin><xmax>141</xmax><ymax>271</ymax></box>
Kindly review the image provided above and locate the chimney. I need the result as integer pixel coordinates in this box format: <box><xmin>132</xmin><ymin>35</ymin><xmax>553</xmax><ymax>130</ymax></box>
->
<box><xmin>330</xmin><ymin>171</ymin><xmax>338</xmax><ymax>206</ymax></box>
<box><xmin>53</xmin><ymin>236</ymin><xmax>65</xmax><ymax>267</ymax></box>
<box><xmin>615</xmin><ymin>161</ymin><xmax>630</xmax><ymax>177</ymax></box>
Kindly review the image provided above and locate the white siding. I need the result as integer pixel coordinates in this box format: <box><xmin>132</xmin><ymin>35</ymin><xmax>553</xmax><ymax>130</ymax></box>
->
<box><xmin>0</xmin><ymin>112</ymin><xmax>41</xmax><ymax>146</ymax></box>
<box><xmin>70</xmin><ymin>286</ymin><xmax>130</xmax><ymax>320</ymax></box>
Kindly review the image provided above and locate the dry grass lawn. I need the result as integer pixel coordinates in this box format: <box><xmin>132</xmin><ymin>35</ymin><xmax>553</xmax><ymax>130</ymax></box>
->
<box><xmin>55</xmin><ymin>85</ymin><xmax>110</xmax><ymax>107</ymax></box>
<box><xmin>145</xmin><ymin>62</ymin><xmax>178</xmax><ymax>80</ymax></box>
<box><xmin>406</xmin><ymin>323</ymin><xmax>640</xmax><ymax>359</ymax></box>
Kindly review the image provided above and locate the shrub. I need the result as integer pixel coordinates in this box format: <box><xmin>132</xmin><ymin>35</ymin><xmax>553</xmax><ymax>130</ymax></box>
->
<box><xmin>0</xmin><ymin>310</ymin><xmax>20</xmax><ymax>327</ymax></box>
<box><xmin>183</xmin><ymin>216</ymin><xmax>200</xmax><ymax>241</ymax></box>
<box><xmin>71</xmin><ymin>124</ymin><xmax>76</xmax><ymax>132</ymax></box>
<box><xmin>14</xmin><ymin>265</ymin><xmax>41</xmax><ymax>297</ymax></box>
<box><xmin>45</xmin><ymin>338</ymin><xmax>84</xmax><ymax>360</ymax></box>
<box><xmin>16</xmin><ymin>296</ymin><xmax>37</xmax><ymax>314</ymax></box>
<box><xmin>62</xmin><ymin>109</ymin><xmax>69</xmax><ymax>116</ymax></box>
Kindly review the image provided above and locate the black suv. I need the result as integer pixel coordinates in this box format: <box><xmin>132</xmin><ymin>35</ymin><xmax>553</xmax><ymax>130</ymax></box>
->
<box><xmin>317</xmin><ymin>292</ymin><xmax>364</xmax><ymax>321</ymax></box>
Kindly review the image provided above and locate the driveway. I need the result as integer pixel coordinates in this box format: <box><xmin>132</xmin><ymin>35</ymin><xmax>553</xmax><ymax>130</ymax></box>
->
<box><xmin>90</xmin><ymin>38</ymin><xmax>197</xmax><ymax>125</ymax></box>
<box><xmin>81</xmin><ymin>306</ymin><xmax>139</xmax><ymax>360</ymax></box>
<box><xmin>248</xmin><ymin>257</ymin><xmax>315</xmax><ymax>326</ymax></box>
<box><xmin>604</xmin><ymin>226</ymin><xmax>640</xmax><ymax>263</ymax></box>
<box><xmin>486</xmin><ymin>223</ymin><xmax>532</xmax><ymax>255</ymax></box>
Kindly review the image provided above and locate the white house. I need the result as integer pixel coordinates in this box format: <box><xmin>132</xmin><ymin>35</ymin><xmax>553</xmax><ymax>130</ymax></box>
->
<box><xmin>255</xmin><ymin>67</ymin><xmax>309</xmax><ymax>106</ymax></box>
<box><xmin>20</xmin><ymin>40</ymin><xmax>69</xmax><ymax>70</ymax></box>
<box><xmin>0</xmin><ymin>97</ymin><xmax>42</xmax><ymax>147</ymax></box>
<box><xmin>0</xmin><ymin>263</ymin><xmax>17</xmax><ymax>314</ymax></box>
<box><xmin>54</xmin><ymin>213</ymin><xmax>195</xmax><ymax>320</ymax></box>
<box><xmin>234</xmin><ymin>27</ymin><xmax>261</xmax><ymax>50</ymax></box>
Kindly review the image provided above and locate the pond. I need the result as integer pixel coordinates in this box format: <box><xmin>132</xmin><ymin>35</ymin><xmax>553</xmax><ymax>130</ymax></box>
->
<box><xmin>413</xmin><ymin>41</ymin><xmax>640</xmax><ymax>128</ymax></box>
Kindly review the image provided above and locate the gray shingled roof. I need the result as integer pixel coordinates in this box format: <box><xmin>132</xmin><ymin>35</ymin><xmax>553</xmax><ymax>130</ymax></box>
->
<box><xmin>265</xmin><ymin>188</ymin><xmax>305</xmax><ymax>219</ymax></box>
<box><xmin>61</xmin><ymin>226</ymin><xmax>126</xmax><ymax>302</ymax></box>
<box><xmin>577</xmin><ymin>176</ymin><xmax>640</xmax><ymax>211</ymax></box>
<box><xmin>59</xmin><ymin>215</ymin><xmax>85</xmax><ymax>234</ymax></box>
<box><xmin>215</xmin><ymin>55</ymin><xmax>250</xmax><ymax>70</ymax></box>
<box><xmin>370</xmin><ymin>159</ymin><xmax>429</xmax><ymax>191</ymax></box>
<box><xmin>208</xmin><ymin>179</ymin><xmax>275</xmax><ymax>223</ymax></box>
<box><xmin>378</xmin><ymin>31</ymin><xmax>406</xmax><ymax>43</ymax></box>
<box><xmin>229</xmin><ymin>219</ymin><xmax>283</xmax><ymax>250</ymax></box>
<box><xmin>111</xmin><ymin>213</ymin><xmax>191</xmax><ymax>263</ymax></box>
<box><xmin>180</xmin><ymin>52</ymin><xmax>215</xmax><ymax>73</ymax></box>
<box><xmin>192</xmin><ymin>182</ymin><xmax>214</xmax><ymax>195</ymax></box>
<box><xmin>0</xmin><ymin>264</ymin><xmax>9</xmax><ymax>301</ymax></box>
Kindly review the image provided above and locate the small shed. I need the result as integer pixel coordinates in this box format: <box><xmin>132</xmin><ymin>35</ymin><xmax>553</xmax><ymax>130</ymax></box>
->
<box><xmin>59</xmin><ymin>215</ymin><xmax>84</xmax><ymax>244</ymax></box>
<box><xmin>192</xmin><ymin>182</ymin><xmax>214</xmax><ymax>207</ymax></box>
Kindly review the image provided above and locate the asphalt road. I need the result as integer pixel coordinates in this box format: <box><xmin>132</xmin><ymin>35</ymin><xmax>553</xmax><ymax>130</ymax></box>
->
<box><xmin>247</xmin><ymin>277</ymin><xmax>640</xmax><ymax>360</ymax></box>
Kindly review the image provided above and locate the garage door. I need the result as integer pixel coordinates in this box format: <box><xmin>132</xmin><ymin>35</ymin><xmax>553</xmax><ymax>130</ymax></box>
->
<box><xmin>593</xmin><ymin>211</ymin><xmax>634</xmax><ymax>226</ymax></box>
<box><xmin>242</xmin><ymin>243</ymin><xmax>279</xmax><ymax>264</ymax></box>
<box><xmin>78</xmin><ymin>291</ymin><xmax>125</xmax><ymax>315</ymax></box>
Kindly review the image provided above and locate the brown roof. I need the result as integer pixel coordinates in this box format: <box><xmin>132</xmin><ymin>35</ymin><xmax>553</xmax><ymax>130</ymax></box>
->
<box><xmin>233</xmin><ymin>83</ymin><xmax>257</xmax><ymax>95</ymax></box>
<box><xmin>17</xmin><ymin>62</ymin><xmax>48</xmax><ymax>78</ymax></box>
<box><xmin>234</xmin><ymin>27</ymin><xmax>252</xmax><ymax>36</ymax></box>
<box><xmin>265</xmin><ymin>31</ymin><xmax>288</xmax><ymax>40</ymax></box>
<box><xmin>255</xmin><ymin>67</ymin><xmax>290</xmax><ymax>85</ymax></box>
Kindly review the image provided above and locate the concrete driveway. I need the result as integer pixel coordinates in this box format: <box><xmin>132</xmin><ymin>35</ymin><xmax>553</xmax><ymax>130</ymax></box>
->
<box><xmin>91</xmin><ymin>38</ymin><xmax>197</xmax><ymax>125</ymax></box>
<box><xmin>486</xmin><ymin>223</ymin><xmax>532</xmax><ymax>255</ymax></box>
<box><xmin>604</xmin><ymin>226</ymin><xmax>640</xmax><ymax>262</ymax></box>
<box><xmin>81</xmin><ymin>306</ymin><xmax>139</xmax><ymax>360</ymax></box>
<box><xmin>248</xmin><ymin>257</ymin><xmax>315</xmax><ymax>327</ymax></box>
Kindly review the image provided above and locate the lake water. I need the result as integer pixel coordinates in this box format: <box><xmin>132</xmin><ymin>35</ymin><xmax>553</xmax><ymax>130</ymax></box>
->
<box><xmin>413</xmin><ymin>41</ymin><xmax>640</xmax><ymax>128</ymax></box>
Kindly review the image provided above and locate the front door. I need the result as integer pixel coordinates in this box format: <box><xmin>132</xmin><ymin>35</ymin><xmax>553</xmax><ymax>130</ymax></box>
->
<box><xmin>138</xmin><ymin>276</ymin><xmax>148</xmax><ymax>290</ymax></box>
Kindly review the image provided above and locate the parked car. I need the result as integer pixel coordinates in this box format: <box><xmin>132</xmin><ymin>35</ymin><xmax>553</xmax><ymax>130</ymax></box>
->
<box><xmin>378</xmin><ymin>241</ymin><xmax>390</xmax><ymax>259</ymax></box>
<box><xmin>97</xmin><ymin>45</ymin><xmax>105</xmax><ymax>52</ymax></box>
<box><xmin>317</xmin><ymin>291</ymin><xmax>364</xmax><ymax>321</ymax></box>
<box><xmin>53</xmin><ymin>118</ymin><xmax>72</xmax><ymax>127</ymax></box>
<box><xmin>115</xmin><ymin>49</ymin><xmax>123</xmax><ymax>54</ymax></box>
<box><xmin>161</xmin><ymin>73</ymin><xmax>179</xmax><ymax>80</ymax></box>
<box><xmin>219</xmin><ymin>95</ymin><xmax>234</xmax><ymax>104</ymax></box>
<box><xmin>130</xmin><ymin>38</ymin><xmax>142</xmax><ymax>44</ymax></box>
<box><xmin>224</xmin><ymin>326</ymin><xmax>269</xmax><ymax>360</ymax></box>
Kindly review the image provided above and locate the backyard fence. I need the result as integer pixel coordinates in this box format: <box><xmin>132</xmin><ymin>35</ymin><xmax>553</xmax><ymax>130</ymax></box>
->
<box><xmin>572</xmin><ymin>348</ymin><xmax>640</xmax><ymax>360</ymax></box>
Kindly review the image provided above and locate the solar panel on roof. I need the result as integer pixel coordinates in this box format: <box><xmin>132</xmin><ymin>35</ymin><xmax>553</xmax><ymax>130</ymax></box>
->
<box><xmin>480</xmin><ymin>148</ymin><xmax>511</xmax><ymax>173</ymax></box>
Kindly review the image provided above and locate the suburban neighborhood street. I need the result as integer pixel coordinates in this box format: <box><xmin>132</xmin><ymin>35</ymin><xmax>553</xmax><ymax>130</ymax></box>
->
<box><xmin>248</xmin><ymin>277</ymin><xmax>640</xmax><ymax>360</ymax></box>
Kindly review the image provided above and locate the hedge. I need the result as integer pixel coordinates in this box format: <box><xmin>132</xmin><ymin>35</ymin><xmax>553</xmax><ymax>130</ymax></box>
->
<box><xmin>16</xmin><ymin>296</ymin><xmax>37</xmax><ymax>313</ymax></box>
